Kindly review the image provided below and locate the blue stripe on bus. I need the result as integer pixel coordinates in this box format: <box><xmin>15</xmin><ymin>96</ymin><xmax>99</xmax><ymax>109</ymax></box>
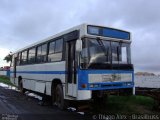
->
<box><xmin>10</xmin><ymin>71</ymin><xmax>66</xmax><ymax>74</ymax></box>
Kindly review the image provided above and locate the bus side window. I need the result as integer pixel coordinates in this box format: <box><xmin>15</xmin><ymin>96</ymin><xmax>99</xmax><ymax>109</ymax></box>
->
<box><xmin>37</xmin><ymin>44</ymin><xmax>47</xmax><ymax>63</ymax></box>
<box><xmin>48</xmin><ymin>41</ymin><xmax>55</xmax><ymax>62</ymax></box>
<box><xmin>28</xmin><ymin>47</ymin><xmax>36</xmax><ymax>64</ymax></box>
<box><xmin>37</xmin><ymin>46</ymin><xmax>41</xmax><ymax>62</ymax></box>
<box><xmin>16</xmin><ymin>54</ymin><xmax>18</xmax><ymax>66</ymax></box>
<box><xmin>48</xmin><ymin>38</ymin><xmax>63</xmax><ymax>62</ymax></box>
<box><xmin>55</xmin><ymin>38</ymin><xmax>63</xmax><ymax>53</ymax></box>
<box><xmin>21</xmin><ymin>51</ymin><xmax>27</xmax><ymax>64</ymax></box>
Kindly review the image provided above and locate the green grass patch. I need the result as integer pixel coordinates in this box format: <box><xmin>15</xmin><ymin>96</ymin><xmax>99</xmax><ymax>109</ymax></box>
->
<box><xmin>0</xmin><ymin>75</ymin><xmax>14</xmax><ymax>86</ymax></box>
<box><xmin>92</xmin><ymin>95</ymin><xmax>159</xmax><ymax>114</ymax></box>
<box><xmin>107</xmin><ymin>95</ymin><xmax>155</xmax><ymax>114</ymax></box>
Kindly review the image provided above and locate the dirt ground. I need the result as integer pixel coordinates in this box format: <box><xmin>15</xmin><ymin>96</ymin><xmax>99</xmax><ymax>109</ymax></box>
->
<box><xmin>0</xmin><ymin>86</ymin><xmax>92</xmax><ymax>120</ymax></box>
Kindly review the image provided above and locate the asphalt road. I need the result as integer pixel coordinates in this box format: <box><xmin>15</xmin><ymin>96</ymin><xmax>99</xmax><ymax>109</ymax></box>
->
<box><xmin>0</xmin><ymin>85</ymin><xmax>92</xmax><ymax>120</ymax></box>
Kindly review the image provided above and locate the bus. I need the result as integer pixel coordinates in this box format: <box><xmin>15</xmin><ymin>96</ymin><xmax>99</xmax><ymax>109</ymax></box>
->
<box><xmin>10</xmin><ymin>23</ymin><xmax>134</xmax><ymax>109</ymax></box>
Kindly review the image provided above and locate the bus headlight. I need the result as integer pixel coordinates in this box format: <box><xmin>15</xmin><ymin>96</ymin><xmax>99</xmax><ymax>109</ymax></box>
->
<box><xmin>90</xmin><ymin>84</ymin><xmax>94</xmax><ymax>88</ymax></box>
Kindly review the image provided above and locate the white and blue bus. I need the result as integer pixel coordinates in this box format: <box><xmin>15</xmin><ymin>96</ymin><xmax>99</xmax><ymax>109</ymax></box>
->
<box><xmin>10</xmin><ymin>23</ymin><xmax>134</xmax><ymax>109</ymax></box>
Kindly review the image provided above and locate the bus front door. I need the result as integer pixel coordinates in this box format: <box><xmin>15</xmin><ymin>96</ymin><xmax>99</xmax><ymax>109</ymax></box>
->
<box><xmin>66</xmin><ymin>41</ymin><xmax>77</xmax><ymax>97</ymax></box>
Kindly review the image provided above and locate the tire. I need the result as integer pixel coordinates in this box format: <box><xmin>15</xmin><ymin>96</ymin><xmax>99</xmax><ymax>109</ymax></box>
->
<box><xmin>55</xmin><ymin>84</ymin><xmax>65</xmax><ymax>110</ymax></box>
<box><xmin>19</xmin><ymin>80</ymin><xmax>25</xmax><ymax>94</ymax></box>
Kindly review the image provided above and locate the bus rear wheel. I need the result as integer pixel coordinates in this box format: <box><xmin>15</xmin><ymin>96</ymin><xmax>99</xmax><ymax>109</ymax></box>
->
<box><xmin>55</xmin><ymin>84</ymin><xmax>65</xmax><ymax>110</ymax></box>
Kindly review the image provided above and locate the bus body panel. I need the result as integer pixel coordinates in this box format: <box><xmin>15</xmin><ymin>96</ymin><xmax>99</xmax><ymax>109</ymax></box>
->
<box><xmin>10</xmin><ymin>61</ymin><xmax>66</xmax><ymax>95</ymax></box>
<box><xmin>77</xmin><ymin>90</ymin><xmax>92</xmax><ymax>100</ymax></box>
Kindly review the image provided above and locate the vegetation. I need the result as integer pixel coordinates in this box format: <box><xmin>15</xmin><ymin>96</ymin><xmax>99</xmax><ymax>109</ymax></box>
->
<box><xmin>0</xmin><ymin>75</ymin><xmax>14</xmax><ymax>86</ymax></box>
<box><xmin>92</xmin><ymin>95</ymin><xmax>160</xmax><ymax>114</ymax></box>
<box><xmin>106</xmin><ymin>95</ymin><xmax>156</xmax><ymax>114</ymax></box>
<box><xmin>3</xmin><ymin>52</ymin><xmax>12</xmax><ymax>63</ymax></box>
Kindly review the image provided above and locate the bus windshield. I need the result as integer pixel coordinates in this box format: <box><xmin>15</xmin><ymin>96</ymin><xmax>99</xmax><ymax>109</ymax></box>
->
<box><xmin>80</xmin><ymin>38</ymin><xmax>131</xmax><ymax>69</ymax></box>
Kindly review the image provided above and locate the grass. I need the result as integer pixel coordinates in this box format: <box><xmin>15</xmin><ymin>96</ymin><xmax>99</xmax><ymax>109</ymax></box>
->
<box><xmin>106</xmin><ymin>95</ymin><xmax>155</xmax><ymax>114</ymax></box>
<box><xmin>92</xmin><ymin>95</ymin><xmax>160</xmax><ymax>114</ymax></box>
<box><xmin>0</xmin><ymin>75</ymin><xmax>14</xmax><ymax>86</ymax></box>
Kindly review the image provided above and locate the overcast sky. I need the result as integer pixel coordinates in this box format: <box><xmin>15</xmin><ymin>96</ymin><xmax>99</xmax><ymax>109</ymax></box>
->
<box><xmin>0</xmin><ymin>0</ymin><xmax>160</xmax><ymax>73</ymax></box>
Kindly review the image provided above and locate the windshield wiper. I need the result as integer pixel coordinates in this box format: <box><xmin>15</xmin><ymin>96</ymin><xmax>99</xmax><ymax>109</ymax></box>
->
<box><xmin>96</xmin><ymin>38</ymin><xmax>109</xmax><ymax>61</ymax></box>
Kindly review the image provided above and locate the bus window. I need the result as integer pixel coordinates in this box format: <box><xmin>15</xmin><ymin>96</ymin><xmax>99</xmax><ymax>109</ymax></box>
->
<box><xmin>21</xmin><ymin>51</ymin><xmax>27</xmax><ymax>64</ymax></box>
<box><xmin>55</xmin><ymin>38</ymin><xmax>63</xmax><ymax>53</ymax></box>
<box><xmin>16</xmin><ymin>53</ymin><xmax>21</xmax><ymax>66</ymax></box>
<box><xmin>111</xmin><ymin>42</ymin><xmax>119</xmax><ymax>64</ymax></box>
<box><xmin>119</xmin><ymin>43</ymin><xmax>131</xmax><ymax>64</ymax></box>
<box><xmin>37</xmin><ymin>44</ymin><xmax>47</xmax><ymax>63</ymax></box>
<box><xmin>28</xmin><ymin>47</ymin><xmax>36</xmax><ymax>64</ymax></box>
<box><xmin>49</xmin><ymin>41</ymin><xmax>55</xmax><ymax>54</ymax></box>
<box><xmin>48</xmin><ymin>39</ymin><xmax>63</xmax><ymax>62</ymax></box>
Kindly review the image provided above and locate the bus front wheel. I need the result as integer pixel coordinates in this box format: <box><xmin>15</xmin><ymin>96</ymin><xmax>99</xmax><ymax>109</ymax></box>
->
<box><xmin>55</xmin><ymin>84</ymin><xmax>65</xmax><ymax>110</ymax></box>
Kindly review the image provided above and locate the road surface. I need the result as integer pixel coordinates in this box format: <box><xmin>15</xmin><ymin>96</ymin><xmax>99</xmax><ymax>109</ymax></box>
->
<box><xmin>0</xmin><ymin>85</ymin><xmax>92</xmax><ymax>120</ymax></box>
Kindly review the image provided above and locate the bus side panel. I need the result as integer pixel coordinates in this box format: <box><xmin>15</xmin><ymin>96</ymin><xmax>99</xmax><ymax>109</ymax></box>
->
<box><xmin>15</xmin><ymin>61</ymin><xmax>66</xmax><ymax>95</ymax></box>
<box><xmin>45</xmin><ymin>82</ymin><xmax>52</xmax><ymax>95</ymax></box>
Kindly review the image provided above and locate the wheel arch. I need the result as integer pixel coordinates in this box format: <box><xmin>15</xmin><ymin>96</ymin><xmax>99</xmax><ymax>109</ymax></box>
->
<box><xmin>51</xmin><ymin>78</ymin><xmax>63</xmax><ymax>91</ymax></box>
